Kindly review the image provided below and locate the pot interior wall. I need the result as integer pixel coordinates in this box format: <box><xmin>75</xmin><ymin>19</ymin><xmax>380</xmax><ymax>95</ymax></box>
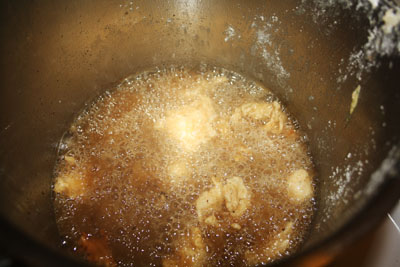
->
<box><xmin>0</xmin><ymin>0</ymin><xmax>399</xmax><ymax>264</ymax></box>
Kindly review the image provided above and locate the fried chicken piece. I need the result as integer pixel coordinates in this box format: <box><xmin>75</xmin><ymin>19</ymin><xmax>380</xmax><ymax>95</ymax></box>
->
<box><xmin>287</xmin><ymin>169</ymin><xmax>313</xmax><ymax>203</ymax></box>
<box><xmin>223</xmin><ymin>176</ymin><xmax>250</xmax><ymax>218</ymax></box>
<box><xmin>54</xmin><ymin>171</ymin><xmax>86</xmax><ymax>198</ymax></box>
<box><xmin>195</xmin><ymin>177</ymin><xmax>250</xmax><ymax>227</ymax></box>
<box><xmin>54</xmin><ymin>156</ymin><xmax>86</xmax><ymax>198</ymax></box>
<box><xmin>195</xmin><ymin>179</ymin><xmax>224</xmax><ymax>225</ymax></box>
<box><xmin>155</xmin><ymin>95</ymin><xmax>216</xmax><ymax>152</ymax></box>
<box><xmin>231</xmin><ymin>101</ymin><xmax>287</xmax><ymax>134</ymax></box>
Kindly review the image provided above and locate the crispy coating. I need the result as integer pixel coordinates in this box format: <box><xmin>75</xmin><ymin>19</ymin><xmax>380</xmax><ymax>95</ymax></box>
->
<box><xmin>54</xmin><ymin>156</ymin><xmax>86</xmax><ymax>198</ymax></box>
<box><xmin>196</xmin><ymin>179</ymin><xmax>224</xmax><ymax>223</ymax></box>
<box><xmin>287</xmin><ymin>169</ymin><xmax>313</xmax><ymax>203</ymax></box>
<box><xmin>231</xmin><ymin>101</ymin><xmax>287</xmax><ymax>134</ymax></box>
<box><xmin>196</xmin><ymin>177</ymin><xmax>250</xmax><ymax>227</ymax></box>
<box><xmin>223</xmin><ymin>176</ymin><xmax>250</xmax><ymax>217</ymax></box>
<box><xmin>155</xmin><ymin>95</ymin><xmax>216</xmax><ymax>152</ymax></box>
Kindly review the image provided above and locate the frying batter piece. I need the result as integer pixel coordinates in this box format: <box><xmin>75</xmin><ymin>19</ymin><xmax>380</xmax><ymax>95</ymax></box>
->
<box><xmin>287</xmin><ymin>169</ymin><xmax>313</xmax><ymax>203</ymax></box>
<box><xmin>54</xmin><ymin>156</ymin><xmax>87</xmax><ymax>198</ymax></box>
<box><xmin>155</xmin><ymin>95</ymin><xmax>216</xmax><ymax>152</ymax></box>
<box><xmin>195</xmin><ymin>176</ymin><xmax>250</xmax><ymax>227</ymax></box>
<box><xmin>231</xmin><ymin>101</ymin><xmax>287</xmax><ymax>134</ymax></box>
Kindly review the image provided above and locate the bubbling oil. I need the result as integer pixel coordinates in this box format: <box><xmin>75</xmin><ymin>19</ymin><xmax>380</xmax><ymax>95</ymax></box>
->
<box><xmin>53</xmin><ymin>66</ymin><xmax>316</xmax><ymax>267</ymax></box>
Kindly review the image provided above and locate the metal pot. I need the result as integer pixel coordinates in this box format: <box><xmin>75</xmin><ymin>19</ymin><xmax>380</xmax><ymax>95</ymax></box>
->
<box><xmin>0</xmin><ymin>0</ymin><xmax>399</xmax><ymax>266</ymax></box>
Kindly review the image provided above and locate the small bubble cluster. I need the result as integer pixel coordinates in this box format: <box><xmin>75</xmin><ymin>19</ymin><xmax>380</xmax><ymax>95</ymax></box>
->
<box><xmin>53</xmin><ymin>66</ymin><xmax>316</xmax><ymax>266</ymax></box>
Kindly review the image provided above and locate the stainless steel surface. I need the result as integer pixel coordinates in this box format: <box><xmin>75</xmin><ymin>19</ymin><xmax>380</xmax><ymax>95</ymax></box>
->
<box><xmin>0</xmin><ymin>0</ymin><xmax>399</xmax><ymax>266</ymax></box>
<box><xmin>364</xmin><ymin>202</ymin><xmax>400</xmax><ymax>267</ymax></box>
<box><xmin>331</xmin><ymin>200</ymin><xmax>400</xmax><ymax>267</ymax></box>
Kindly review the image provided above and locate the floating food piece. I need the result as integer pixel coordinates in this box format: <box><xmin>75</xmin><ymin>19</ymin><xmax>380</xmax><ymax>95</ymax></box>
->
<box><xmin>64</xmin><ymin>155</ymin><xmax>76</xmax><ymax>165</ymax></box>
<box><xmin>155</xmin><ymin>96</ymin><xmax>216</xmax><ymax>152</ymax></box>
<box><xmin>231</xmin><ymin>223</ymin><xmax>241</xmax><ymax>230</ymax></box>
<box><xmin>204</xmin><ymin>214</ymin><xmax>219</xmax><ymax>227</ymax></box>
<box><xmin>54</xmin><ymin>171</ymin><xmax>86</xmax><ymax>198</ymax></box>
<box><xmin>196</xmin><ymin>178</ymin><xmax>224</xmax><ymax>224</ymax></box>
<box><xmin>54</xmin><ymin>156</ymin><xmax>87</xmax><ymax>199</ymax></box>
<box><xmin>196</xmin><ymin>176</ymin><xmax>250</xmax><ymax>226</ymax></box>
<box><xmin>223</xmin><ymin>176</ymin><xmax>250</xmax><ymax>218</ymax></box>
<box><xmin>287</xmin><ymin>169</ymin><xmax>313</xmax><ymax>203</ymax></box>
<box><xmin>382</xmin><ymin>9</ymin><xmax>400</xmax><ymax>34</ymax></box>
<box><xmin>231</xmin><ymin>101</ymin><xmax>287</xmax><ymax>134</ymax></box>
<box><xmin>350</xmin><ymin>85</ymin><xmax>361</xmax><ymax>115</ymax></box>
